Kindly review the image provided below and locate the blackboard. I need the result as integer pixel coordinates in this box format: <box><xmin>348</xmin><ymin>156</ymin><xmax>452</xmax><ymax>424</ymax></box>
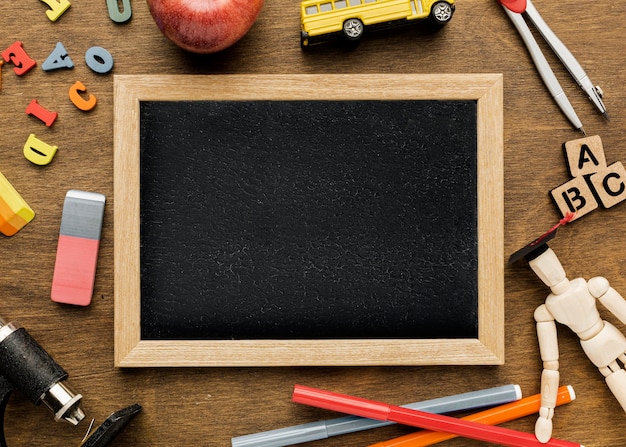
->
<box><xmin>113</xmin><ymin>74</ymin><xmax>504</xmax><ymax>366</ymax></box>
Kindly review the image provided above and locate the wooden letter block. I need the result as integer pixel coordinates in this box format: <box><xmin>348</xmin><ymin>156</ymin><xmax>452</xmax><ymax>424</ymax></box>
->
<box><xmin>589</xmin><ymin>162</ymin><xmax>626</xmax><ymax>209</ymax></box>
<box><xmin>564</xmin><ymin>135</ymin><xmax>606</xmax><ymax>177</ymax></box>
<box><xmin>551</xmin><ymin>176</ymin><xmax>598</xmax><ymax>220</ymax></box>
<box><xmin>0</xmin><ymin>171</ymin><xmax>35</xmax><ymax>236</ymax></box>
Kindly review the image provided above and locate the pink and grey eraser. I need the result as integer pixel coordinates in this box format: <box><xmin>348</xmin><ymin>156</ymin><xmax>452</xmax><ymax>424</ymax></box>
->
<box><xmin>51</xmin><ymin>190</ymin><xmax>106</xmax><ymax>306</ymax></box>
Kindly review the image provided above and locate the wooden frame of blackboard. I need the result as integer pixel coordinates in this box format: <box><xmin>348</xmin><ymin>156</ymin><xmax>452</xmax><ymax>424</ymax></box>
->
<box><xmin>113</xmin><ymin>74</ymin><xmax>503</xmax><ymax>367</ymax></box>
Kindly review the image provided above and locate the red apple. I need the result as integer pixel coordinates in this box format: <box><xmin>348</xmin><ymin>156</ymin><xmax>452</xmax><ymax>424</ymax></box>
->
<box><xmin>146</xmin><ymin>0</ymin><xmax>264</xmax><ymax>54</ymax></box>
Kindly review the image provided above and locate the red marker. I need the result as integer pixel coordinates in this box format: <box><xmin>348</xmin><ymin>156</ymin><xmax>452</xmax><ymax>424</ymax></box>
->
<box><xmin>51</xmin><ymin>190</ymin><xmax>106</xmax><ymax>306</ymax></box>
<box><xmin>292</xmin><ymin>385</ymin><xmax>583</xmax><ymax>447</ymax></box>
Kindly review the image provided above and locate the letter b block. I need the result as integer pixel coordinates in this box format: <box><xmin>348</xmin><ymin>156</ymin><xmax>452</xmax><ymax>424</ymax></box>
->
<box><xmin>551</xmin><ymin>176</ymin><xmax>598</xmax><ymax>221</ymax></box>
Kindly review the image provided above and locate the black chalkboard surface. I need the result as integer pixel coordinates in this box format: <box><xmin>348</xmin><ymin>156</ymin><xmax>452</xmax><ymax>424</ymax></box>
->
<box><xmin>139</xmin><ymin>99</ymin><xmax>478</xmax><ymax>340</ymax></box>
<box><xmin>114</xmin><ymin>74</ymin><xmax>504</xmax><ymax>366</ymax></box>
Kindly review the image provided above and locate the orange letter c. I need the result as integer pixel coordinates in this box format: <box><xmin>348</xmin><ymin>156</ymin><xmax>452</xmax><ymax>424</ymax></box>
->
<box><xmin>69</xmin><ymin>81</ymin><xmax>97</xmax><ymax>111</ymax></box>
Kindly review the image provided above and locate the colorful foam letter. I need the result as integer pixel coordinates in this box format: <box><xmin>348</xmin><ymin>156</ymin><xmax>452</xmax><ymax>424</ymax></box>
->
<box><xmin>39</xmin><ymin>0</ymin><xmax>71</xmax><ymax>22</ymax></box>
<box><xmin>42</xmin><ymin>42</ymin><xmax>74</xmax><ymax>71</ymax></box>
<box><xmin>69</xmin><ymin>81</ymin><xmax>97</xmax><ymax>111</ymax></box>
<box><xmin>85</xmin><ymin>46</ymin><xmax>114</xmax><ymax>74</ymax></box>
<box><xmin>0</xmin><ymin>171</ymin><xmax>35</xmax><ymax>236</ymax></box>
<box><xmin>51</xmin><ymin>190</ymin><xmax>106</xmax><ymax>306</ymax></box>
<box><xmin>26</xmin><ymin>99</ymin><xmax>58</xmax><ymax>127</ymax></box>
<box><xmin>23</xmin><ymin>134</ymin><xmax>58</xmax><ymax>165</ymax></box>
<box><xmin>1</xmin><ymin>41</ymin><xmax>36</xmax><ymax>76</ymax></box>
<box><xmin>106</xmin><ymin>0</ymin><xmax>132</xmax><ymax>23</ymax></box>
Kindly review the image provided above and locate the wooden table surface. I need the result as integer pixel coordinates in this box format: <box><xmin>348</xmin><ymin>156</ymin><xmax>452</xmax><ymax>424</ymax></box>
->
<box><xmin>2</xmin><ymin>1</ymin><xmax>626</xmax><ymax>446</ymax></box>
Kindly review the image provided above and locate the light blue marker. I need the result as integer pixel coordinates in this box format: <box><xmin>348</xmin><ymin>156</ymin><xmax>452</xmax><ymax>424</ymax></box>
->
<box><xmin>231</xmin><ymin>384</ymin><xmax>522</xmax><ymax>447</ymax></box>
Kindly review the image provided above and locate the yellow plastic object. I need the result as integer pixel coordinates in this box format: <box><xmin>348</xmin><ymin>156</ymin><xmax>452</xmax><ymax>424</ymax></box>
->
<box><xmin>300</xmin><ymin>0</ymin><xmax>454</xmax><ymax>45</ymax></box>
<box><xmin>23</xmin><ymin>133</ymin><xmax>59</xmax><ymax>166</ymax></box>
<box><xmin>39</xmin><ymin>0</ymin><xmax>71</xmax><ymax>22</ymax></box>
<box><xmin>0</xmin><ymin>172</ymin><xmax>35</xmax><ymax>236</ymax></box>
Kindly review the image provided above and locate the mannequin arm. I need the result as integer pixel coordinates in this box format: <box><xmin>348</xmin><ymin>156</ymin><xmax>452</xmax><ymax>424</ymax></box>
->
<box><xmin>534</xmin><ymin>304</ymin><xmax>560</xmax><ymax>443</ymax></box>
<box><xmin>588</xmin><ymin>277</ymin><xmax>626</xmax><ymax>325</ymax></box>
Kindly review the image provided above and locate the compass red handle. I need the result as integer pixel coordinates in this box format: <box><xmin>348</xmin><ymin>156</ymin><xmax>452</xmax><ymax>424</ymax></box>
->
<box><xmin>498</xmin><ymin>0</ymin><xmax>527</xmax><ymax>13</ymax></box>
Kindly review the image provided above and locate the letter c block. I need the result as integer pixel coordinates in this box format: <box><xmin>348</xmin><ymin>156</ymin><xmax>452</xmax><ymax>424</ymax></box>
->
<box><xmin>23</xmin><ymin>134</ymin><xmax>58</xmax><ymax>166</ymax></box>
<box><xmin>589</xmin><ymin>162</ymin><xmax>626</xmax><ymax>209</ymax></box>
<box><xmin>69</xmin><ymin>81</ymin><xmax>97</xmax><ymax>111</ymax></box>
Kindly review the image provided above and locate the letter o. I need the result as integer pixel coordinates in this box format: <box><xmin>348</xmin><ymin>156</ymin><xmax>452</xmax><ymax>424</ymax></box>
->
<box><xmin>85</xmin><ymin>46</ymin><xmax>114</xmax><ymax>74</ymax></box>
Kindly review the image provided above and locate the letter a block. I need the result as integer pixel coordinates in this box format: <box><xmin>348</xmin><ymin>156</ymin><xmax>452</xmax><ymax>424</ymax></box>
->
<box><xmin>564</xmin><ymin>135</ymin><xmax>607</xmax><ymax>177</ymax></box>
<box><xmin>551</xmin><ymin>176</ymin><xmax>598</xmax><ymax>221</ymax></box>
<box><xmin>0</xmin><ymin>172</ymin><xmax>35</xmax><ymax>236</ymax></box>
<box><xmin>589</xmin><ymin>162</ymin><xmax>626</xmax><ymax>209</ymax></box>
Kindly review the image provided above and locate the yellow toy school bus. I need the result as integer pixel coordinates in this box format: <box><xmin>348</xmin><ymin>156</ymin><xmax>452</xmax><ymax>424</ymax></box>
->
<box><xmin>300</xmin><ymin>0</ymin><xmax>455</xmax><ymax>46</ymax></box>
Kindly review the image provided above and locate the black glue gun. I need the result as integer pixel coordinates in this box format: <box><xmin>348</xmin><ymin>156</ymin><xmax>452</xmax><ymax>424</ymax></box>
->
<box><xmin>0</xmin><ymin>317</ymin><xmax>140</xmax><ymax>447</ymax></box>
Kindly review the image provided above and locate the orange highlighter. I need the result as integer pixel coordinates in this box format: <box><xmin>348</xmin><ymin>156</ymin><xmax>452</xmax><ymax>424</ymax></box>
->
<box><xmin>368</xmin><ymin>386</ymin><xmax>575</xmax><ymax>447</ymax></box>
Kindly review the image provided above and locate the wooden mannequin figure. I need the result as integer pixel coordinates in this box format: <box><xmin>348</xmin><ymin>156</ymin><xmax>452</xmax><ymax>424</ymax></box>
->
<box><xmin>510</xmin><ymin>225</ymin><xmax>626</xmax><ymax>443</ymax></box>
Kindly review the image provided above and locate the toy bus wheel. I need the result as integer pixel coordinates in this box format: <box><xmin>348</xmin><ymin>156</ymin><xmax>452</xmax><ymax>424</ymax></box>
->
<box><xmin>342</xmin><ymin>18</ymin><xmax>364</xmax><ymax>41</ymax></box>
<box><xmin>430</xmin><ymin>2</ymin><xmax>454</xmax><ymax>25</ymax></box>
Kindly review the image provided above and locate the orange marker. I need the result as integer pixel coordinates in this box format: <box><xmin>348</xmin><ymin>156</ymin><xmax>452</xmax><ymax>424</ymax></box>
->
<box><xmin>368</xmin><ymin>386</ymin><xmax>575</xmax><ymax>447</ymax></box>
